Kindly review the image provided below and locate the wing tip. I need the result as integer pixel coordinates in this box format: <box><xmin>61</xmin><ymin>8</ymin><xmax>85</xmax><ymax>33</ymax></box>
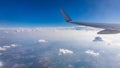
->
<box><xmin>60</xmin><ymin>9</ymin><xmax>72</xmax><ymax>22</ymax></box>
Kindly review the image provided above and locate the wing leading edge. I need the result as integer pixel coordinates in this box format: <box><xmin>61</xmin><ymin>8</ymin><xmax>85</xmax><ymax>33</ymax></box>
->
<box><xmin>60</xmin><ymin>9</ymin><xmax>120</xmax><ymax>34</ymax></box>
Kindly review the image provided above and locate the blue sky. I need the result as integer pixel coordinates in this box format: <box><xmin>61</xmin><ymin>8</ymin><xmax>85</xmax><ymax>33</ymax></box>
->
<box><xmin>0</xmin><ymin>0</ymin><xmax>120</xmax><ymax>27</ymax></box>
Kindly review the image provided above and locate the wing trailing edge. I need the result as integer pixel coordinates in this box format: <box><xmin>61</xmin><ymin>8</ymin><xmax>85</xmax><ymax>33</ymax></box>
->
<box><xmin>97</xmin><ymin>29</ymin><xmax>120</xmax><ymax>34</ymax></box>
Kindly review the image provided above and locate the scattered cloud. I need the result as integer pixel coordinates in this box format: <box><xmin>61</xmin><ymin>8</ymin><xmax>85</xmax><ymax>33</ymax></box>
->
<box><xmin>0</xmin><ymin>27</ymin><xmax>120</xmax><ymax>67</ymax></box>
<box><xmin>15</xmin><ymin>28</ymin><xmax>25</xmax><ymax>32</ymax></box>
<box><xmin>93</xmin><ymin>36</ymin><xmax>104</xmax><ymax>42</ymax></box>
<box><xmin>3</xmin><ymin>46</ymin><xmax>11</xmax><ymax>49</ymax></box>
<box><xmin>0</xmin><ymin>47</ymin><xmax>6</xmax><ymax>51</ymax></box>
<box><xmin>0</xmin><ymin>61</ymin><xmax>3</xmax><ymax>67</ymax></box>
<box><xmin>11</xmin><ymin>44</ymin><xmax>17</xmax><ymax>47</ymax></box>
<box><xmin>0</xmin><ymin>44</ymin><xmax>17</xmax><ymax>51</ymax></box>
<box><xmin>93</xmin><ymin>36</ymin><xmax>112</xmax><ymax>45</ymax></box>
<box><xmin>85</xmin><ymin>50</ymin><xmax>100</xmax><ymax>56</ymax></box>
<box><xmin>59</xmin><ymin>48</ymin><xmax>74</xmax><ymax>55</ymax></box>
<box><xmin>68</xmin><ymin>64</ymin><xmax>74</xmax><ymax>68</ymax></box>
<box><xmin>38</xmin><ymin>39</ymin><xmax>47</xmax><ymax>43</ymax></box>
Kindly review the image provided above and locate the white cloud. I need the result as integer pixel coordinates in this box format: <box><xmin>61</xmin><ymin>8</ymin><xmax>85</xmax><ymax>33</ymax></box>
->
<box><xmin>59</xmin><ymin>48</ymin><xmax>74</xmax><ymax>55</ymax></box>
<box><xmin>0</xmin><ymin>47</ymin><xmax>6</xmax><ymax>51</ymax></box>
<box><xmin>85</xmin><ymin>50</ymin><xmax>99</xmax><ymax>56</ymax></box>
<box><xmin>3</xmin><ymin>46</ymin><xmax>11</xmax><ymax>49</ymax></box>
<box><xmin>68</xmin><ymin>64</ymin><xmax>74</xmax><ymax>68</ymax></box>
<box><xmin>38</xmin><ymin>39</ymin><xmax>47</xmax><ymax>43</ymax></box>
<box><xmin>0</xmin><ymin>44</ymin><xmax>17</xmax><ymax>51</ymax></box>
<box><xmin>11</xmin><ymin>44</ymin><xmax>17</xmax><ymax>47</ymax></box>
<box><xmin>0</xmin><ymin>61</ymin><xmax>3</xmax><ymax>67</ymax></box>
<box><xmin>15</xmin><ymin>30</ymin><xmax>21</xmax><ymax>32</ymax></box>
<box><xmin>15</xmin><ymin>28</ymin><xmax>25</xmax><ymax>32</ymax></box>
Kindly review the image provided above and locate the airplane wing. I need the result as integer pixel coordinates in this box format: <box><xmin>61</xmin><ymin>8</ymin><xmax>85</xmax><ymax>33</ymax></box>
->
<box><xmin>60</xmin><ymin>9</ymin><xmax>120</xmax><ymax>34</ymax></box>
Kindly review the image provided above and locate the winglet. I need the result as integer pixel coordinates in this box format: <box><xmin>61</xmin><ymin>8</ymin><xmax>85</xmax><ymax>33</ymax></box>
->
<box><xmin>60</xmin><ymin>9</ymin><xmax>72</xmax><ymax>22</ymax></box>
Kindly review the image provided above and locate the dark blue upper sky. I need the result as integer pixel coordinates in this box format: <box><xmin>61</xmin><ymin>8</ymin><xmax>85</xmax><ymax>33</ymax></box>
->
<box><xmin>0</xmin><ymin>0</ymin><xmax>120</xmax><ymax>27</ymax></box>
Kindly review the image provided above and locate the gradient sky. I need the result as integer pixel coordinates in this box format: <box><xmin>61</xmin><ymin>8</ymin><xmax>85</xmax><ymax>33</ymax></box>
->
<box><xmin>0</xmin><ymin>0</ymin><xmax>120</xmax><ymax>27</ymax></box>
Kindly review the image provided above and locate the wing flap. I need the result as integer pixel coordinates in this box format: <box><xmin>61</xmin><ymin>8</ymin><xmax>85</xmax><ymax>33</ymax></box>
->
<box><xmin>97</xmin><ymin>29</ymin><xmax>120</xmax><ymax>34</ymax></box>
